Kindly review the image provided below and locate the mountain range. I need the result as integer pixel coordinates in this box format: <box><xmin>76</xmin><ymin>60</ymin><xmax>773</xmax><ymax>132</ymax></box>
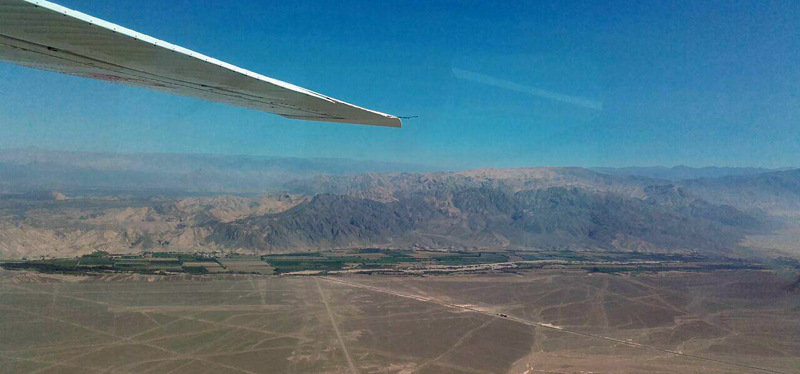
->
<box><xmin>0</xmin><ymin>149</ymin><xmax>798</xmax><ymax>259</ymax></box>
<box><xmin>208</xmin><ymin>184</ymin><xmax>762</xmax><ymax>254</ymax></box>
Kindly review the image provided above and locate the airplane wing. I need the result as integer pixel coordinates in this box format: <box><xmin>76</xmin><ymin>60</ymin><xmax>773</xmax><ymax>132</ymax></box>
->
<box><xmin>0</xmin><ymin>0</ymin><xmax>402</xmax><ymax>128</ymax></box>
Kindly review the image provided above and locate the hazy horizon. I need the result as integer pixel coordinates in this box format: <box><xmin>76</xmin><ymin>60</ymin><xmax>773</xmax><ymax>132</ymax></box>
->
<box><xmin>0</xmin><ymin>146</ymin><xmax>798</xmax><ymax>171</ymax></box>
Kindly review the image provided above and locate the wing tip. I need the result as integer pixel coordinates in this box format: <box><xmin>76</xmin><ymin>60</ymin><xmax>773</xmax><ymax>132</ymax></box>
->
<box><xmin>386</xmin><ymin>116</ymin><xmax>403</xmax><ymax>128</ymax></box>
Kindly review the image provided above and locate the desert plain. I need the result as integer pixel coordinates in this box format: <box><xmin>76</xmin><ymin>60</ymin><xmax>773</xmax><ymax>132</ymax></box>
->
<box><xmin>1</xmin><ymin>269</ymin><xmax>797</xmax><ymax>374</ymax></box>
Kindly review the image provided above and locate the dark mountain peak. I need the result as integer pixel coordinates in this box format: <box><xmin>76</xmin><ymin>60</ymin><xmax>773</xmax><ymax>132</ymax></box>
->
<box><xmin>644</xmin><ymin>184</ymin><xmax>695</xmax><ymax>206</ymax></box>
<box><xmin>452</xmin><ymin>186</ymin><xmax>515</xmax><ymax>214</ymax></box>
<box><xmin>515</xmin><ymin>186</ymin><xmax>594</xmax><ymax>207</ymax></box>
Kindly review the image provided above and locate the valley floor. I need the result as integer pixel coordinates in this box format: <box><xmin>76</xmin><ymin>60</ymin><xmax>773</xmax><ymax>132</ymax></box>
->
<box><xmin>0</xmin><ymin>269</ymin><xmax>798</xmax><ymax>374</ymax></box>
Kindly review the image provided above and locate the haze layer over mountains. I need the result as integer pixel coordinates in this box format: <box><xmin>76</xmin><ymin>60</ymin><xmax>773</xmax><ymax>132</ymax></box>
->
<box><xmin>1</xmin><ymin>149</ymin><xmax>798</xmax><ymax>259</ymax></box>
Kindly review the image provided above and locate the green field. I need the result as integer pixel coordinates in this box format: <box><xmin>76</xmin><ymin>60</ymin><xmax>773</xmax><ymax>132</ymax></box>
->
<box><xmin>1</xmin><ymin>249</ymin><xmax>774</xmax><ymax>276</ymax></box>
<box><xmin>262</xmin><ymin>250</ymin><xmax>512</xmax><ymax>274</ymax></box>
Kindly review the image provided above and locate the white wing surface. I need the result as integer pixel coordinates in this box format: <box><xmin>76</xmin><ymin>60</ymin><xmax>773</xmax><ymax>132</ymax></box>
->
<box><xmin>0</xmin><ymin>0</ymin><xmax>402</xmax><ymax>127</ymax></box>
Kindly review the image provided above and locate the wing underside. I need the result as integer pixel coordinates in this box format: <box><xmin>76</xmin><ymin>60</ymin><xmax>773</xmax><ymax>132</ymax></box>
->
<box><xmin>0</xmin><ymin>0</ymin><xmax>401</xmax><ymax>127</ymax></box>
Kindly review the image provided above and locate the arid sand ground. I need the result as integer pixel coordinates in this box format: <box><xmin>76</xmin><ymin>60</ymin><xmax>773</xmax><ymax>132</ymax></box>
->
<box><xmin>0</xmin><ymin>270</ymin><xmax>798</xmax><ymax>374</ymax></box>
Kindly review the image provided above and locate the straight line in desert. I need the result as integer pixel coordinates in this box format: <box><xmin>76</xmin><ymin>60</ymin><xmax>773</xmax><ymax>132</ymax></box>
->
<box><xmin>315</xmin><ymin>278</ymin><xmax>359</xmax><ymax>374</ymax></box>
<box><xmin>317</xmin><ymin>276</ymin><xmax>788</xmax><ymax>374</ymax></box>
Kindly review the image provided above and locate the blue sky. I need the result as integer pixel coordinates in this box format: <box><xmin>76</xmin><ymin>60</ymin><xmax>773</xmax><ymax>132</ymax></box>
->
<box><xmin>1</xmin><ymin>0</ymin><xmax>799</xmax><ymax>169</ymax></box>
